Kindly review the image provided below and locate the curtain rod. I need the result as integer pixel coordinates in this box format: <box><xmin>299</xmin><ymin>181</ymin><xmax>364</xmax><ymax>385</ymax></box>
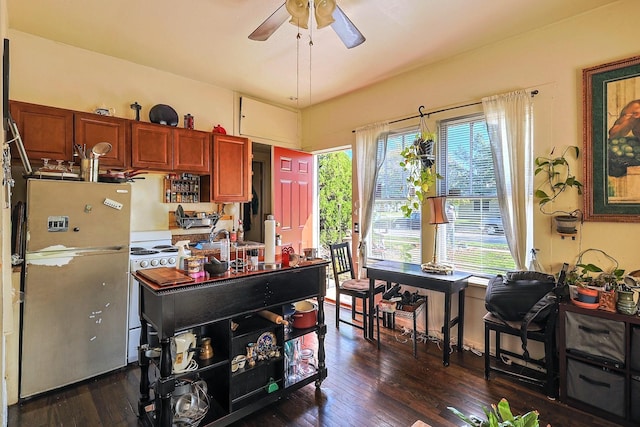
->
<box><xmin>352</xmin><ymin>90</ymin><xmax>539</xmax><ymax>133</ymax></box>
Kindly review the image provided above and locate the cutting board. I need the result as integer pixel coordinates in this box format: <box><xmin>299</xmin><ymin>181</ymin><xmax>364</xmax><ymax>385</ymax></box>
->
<box><xmin>137</xmin><ymin>267</ymin><xmax>195</xmax><ymax>286</ymax></box>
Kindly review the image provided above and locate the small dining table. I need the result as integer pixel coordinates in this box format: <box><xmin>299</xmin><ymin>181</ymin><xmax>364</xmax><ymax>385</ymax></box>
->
<box><xmin>366</xmin><ymin>260</ymin><xmax>470</xmax><ymax>366</ymax></box>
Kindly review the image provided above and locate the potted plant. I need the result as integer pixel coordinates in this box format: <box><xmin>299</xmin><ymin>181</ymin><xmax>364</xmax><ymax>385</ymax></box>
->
<box><xmin>566</xmin><ymin>249</ymin><xmax>624</xmax><ymax>310</ymax></box>
<box><xmin>448</xmin><ymin>398</ymin><xmax>542</xmax><ymax>427</ymax></box>
<box><xmin>399</xmin><ymin>129</ymin><xmax>441</xmax><ymax>217</ymax></box>
<box><xmin>534</xmin><ymin>146</ymin><xmax>583</xmax><ymax>234</ymax></box>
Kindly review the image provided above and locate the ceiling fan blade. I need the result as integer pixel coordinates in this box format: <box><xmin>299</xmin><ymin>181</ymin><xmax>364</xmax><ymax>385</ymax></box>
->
<box><xmin>249</xmin><ymin>3</ymin><xmax>290</xmax><ymax>41</ymax></box>
<box><xmin>331</xmin><ymin>5</ymin><xmax>365</xmax><ymax>49</ymax></box>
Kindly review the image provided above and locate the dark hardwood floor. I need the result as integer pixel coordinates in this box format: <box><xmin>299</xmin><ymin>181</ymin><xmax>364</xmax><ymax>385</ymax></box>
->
<box><xmin>8</xmin><ymin>303</ymin><xmax>619</xmax><ymax>427</ymax></box>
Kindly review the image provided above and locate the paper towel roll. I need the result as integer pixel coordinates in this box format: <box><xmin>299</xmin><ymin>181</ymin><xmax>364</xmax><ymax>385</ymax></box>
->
<box><xmin>264</xmin><ymin>215</ymin><xmax>276</xmax><ymax>265</ymax></box>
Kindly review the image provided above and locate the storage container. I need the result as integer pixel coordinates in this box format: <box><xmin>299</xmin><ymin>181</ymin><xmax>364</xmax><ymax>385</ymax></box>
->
<box><xmin>567</xmin><ymin>359</ymin><xmax>625</xmax><ymax>417</ymax></box>
<box><xmin>565</xmin><ymin>311</ymin><xmax>625</xmax><ymax>366</ymax></box>
<box><xmin>631</xmin><ymin>326</ymin><xmax>640</xmax><ymax>372</ymax></box>
<box><xmin>632</xmin><ymin>376</ymin><xmax>640</xmax><ymax>423</ymax></box>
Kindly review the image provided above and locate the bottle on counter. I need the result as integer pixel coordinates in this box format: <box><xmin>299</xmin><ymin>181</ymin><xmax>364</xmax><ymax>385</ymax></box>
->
<box><xmin>219</xmin><ymin>234</ymin><xmax>230</xmax><ymax>264</ymax></box>
<box><xmin>230</xmin><ymin>225</ymin><xmax>237</xmax><ymax>242</ymax></box>
<box><xmin>237</xmin><ymin>220</ymin><xmax>244</xmax><ymax>242</ymax></box>
<box><xmin>175</xmin><ymin>240</ymin><xmax>191</xmax><ymax>271</ymax></box>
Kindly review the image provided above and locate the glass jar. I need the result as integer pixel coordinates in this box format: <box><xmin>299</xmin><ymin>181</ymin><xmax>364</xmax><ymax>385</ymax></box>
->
<box><xmin>298</xmin><ymin>348</ymin><xmax>316</xmax><ymax>377</ymax></box>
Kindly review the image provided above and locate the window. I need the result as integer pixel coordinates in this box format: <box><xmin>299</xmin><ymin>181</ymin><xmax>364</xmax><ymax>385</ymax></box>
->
<box><xmin>436</xmin><ymin>114</ymin><xmax>515</xmax><ymax>276</ymax></box>
<box><xmin>369</xmin><ymin>128</ymin><xmax>422</xmax><ymax>264</ymax></box>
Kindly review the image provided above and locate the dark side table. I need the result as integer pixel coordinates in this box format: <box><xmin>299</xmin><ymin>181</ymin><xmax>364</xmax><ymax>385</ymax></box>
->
<box><xmin>366</xmin><ymin>260</ymin><xmax>470</xmax><ymax>366</ymax></box>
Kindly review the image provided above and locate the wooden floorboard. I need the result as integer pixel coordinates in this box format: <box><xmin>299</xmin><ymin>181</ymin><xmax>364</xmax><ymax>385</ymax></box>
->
<box><xmin>8</xmin><ymin>303</ymin><xmax>622</xmax><ymax>427</ymax></box>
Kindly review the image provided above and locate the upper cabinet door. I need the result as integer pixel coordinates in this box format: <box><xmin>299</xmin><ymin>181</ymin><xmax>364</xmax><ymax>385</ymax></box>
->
<box><xmin>74</xmin><ymin>112</ymin><xmax>129</xmax><ymax>169</ymax></box>
<box><xmin>212</xmin><ymin>134</ymin><xmax>252</xmax><ymax>203</ymax></box>
<box><xmin>131</xmin><ymin>122</ymin><xmax>173</xmax><ymax>171</ymax></box>
<box><xmin>173</xmin><ymin>128</ymin><xmax>211</xmax><ymax>173</ymax></box>
<box><xmin>10</xmin><ymin>100</ymin><xmax>74</xmax><ymax>164</ymax></box>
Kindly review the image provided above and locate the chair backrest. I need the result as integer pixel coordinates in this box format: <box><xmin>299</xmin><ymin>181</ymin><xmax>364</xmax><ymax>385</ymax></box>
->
<box><xmin>329</xmin><ymin>242</ymin><xmax>356</xmax><ymax>284</ymax></box>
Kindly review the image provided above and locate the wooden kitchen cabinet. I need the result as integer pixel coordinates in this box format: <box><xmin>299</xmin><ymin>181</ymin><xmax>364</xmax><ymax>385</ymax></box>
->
<box><xmin>210</xmin><ymin>134</ymin><xmax>252</xmax><ymax>203</ymax></box>
<box><xmin>131</xmin><ymin>122</ymin><xmax>211</xmax><ymax>173</ymax></box>
<box><xmin>173</xmin><ymin>128</ymin><xmax>211</xmax><ymax>173</ymax></box>
<box><xmin>74</xmin><ymin>112</ymin><xmax>130</xmax><ymax>169</ymax></box>
<box><xmin>9</xmin><ymin>100</ymin><xmax>74</xmax><ymax>165</ymax></box>
<box><xmin>131</xmin><ymin>122</ymin><xmax>173</xmax><ymax>171</ymax></box>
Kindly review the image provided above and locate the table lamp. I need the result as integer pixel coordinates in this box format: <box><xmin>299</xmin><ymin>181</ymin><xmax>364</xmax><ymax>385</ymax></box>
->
<box><xmin>422</xmin><ymin>195</ymin><xmax>454</xmax><ymax>274</ymax></box>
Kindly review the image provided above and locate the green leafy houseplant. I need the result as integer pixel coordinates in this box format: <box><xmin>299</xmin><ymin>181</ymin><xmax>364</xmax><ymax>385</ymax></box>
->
<box><xmin>534</xmin><ymin>146</ymin><xmax>583</xmax><ymax>234</ymax></box>
<box><xmin>565</xmin><ymin>248</ymin><xmax>624</xmax><ymax>290</ymax></box>
<box><xmin>399</xmin><ymin>131</ymin><xmax>441</xmax><ymax>217</ymax></box>
<box><xmin>448</xmin><ymin>398</ymin><xmax>541</xmax><ymax>427</ymax></box>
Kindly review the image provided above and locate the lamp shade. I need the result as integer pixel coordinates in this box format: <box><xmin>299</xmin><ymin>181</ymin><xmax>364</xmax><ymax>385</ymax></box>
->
<box><xmin>314</xmin><ymin>0</ymin><xmax>336</xmax><ymax>28</ymax></box>
<box><xmin>427</xmin><ymin>196</ymin><xmax>449</xmax><ymax>225</ymax></box>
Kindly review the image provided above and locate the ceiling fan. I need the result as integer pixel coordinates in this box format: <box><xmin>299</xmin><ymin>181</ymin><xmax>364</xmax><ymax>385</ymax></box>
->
<box><xmin>249</xmin><ymin>0</ymin><xmax>365</xmax><ymax>49</ymax></box>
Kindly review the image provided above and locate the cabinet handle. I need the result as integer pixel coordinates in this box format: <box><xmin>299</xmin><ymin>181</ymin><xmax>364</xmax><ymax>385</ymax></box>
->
<box><xmin>578</xmin><ymin>374</ymin><xmax>611</xmax><ymax>389</ymax></box>
<box><xmin>578</xmin><ymin>325</ymin><xmax>609</xmax><ymax>335</ymax></box>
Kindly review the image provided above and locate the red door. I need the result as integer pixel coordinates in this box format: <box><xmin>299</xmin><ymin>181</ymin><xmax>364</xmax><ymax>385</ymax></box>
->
<box><xmin>273</xmin><ymin>147</ymin><xmax>314</xmax><ymax>254</ymax></box>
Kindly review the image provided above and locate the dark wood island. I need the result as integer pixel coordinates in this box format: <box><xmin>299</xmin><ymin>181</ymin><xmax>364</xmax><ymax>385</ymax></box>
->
<box><xmin>134</xmin><ymin>260</ymin><xmax>329</xmax><ymax>427</ymax></box>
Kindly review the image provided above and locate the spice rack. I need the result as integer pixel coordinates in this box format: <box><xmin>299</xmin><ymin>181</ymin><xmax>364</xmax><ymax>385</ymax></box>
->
<box><xmin>164</xmin><ymin>174</ymin><xmax>200</xmax><ymax>203</ymax></box>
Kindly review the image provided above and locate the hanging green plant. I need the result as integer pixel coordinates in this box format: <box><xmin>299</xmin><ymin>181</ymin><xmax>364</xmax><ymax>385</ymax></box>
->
<box><xmin>399</xmin><ymin>117</ymin><xmax>441</xmax><ymax>217</ymax></box>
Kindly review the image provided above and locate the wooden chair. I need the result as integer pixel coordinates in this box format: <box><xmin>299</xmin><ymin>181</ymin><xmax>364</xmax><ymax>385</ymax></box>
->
<box><xmin>329</xmin><ymin>242</ymin><xmax>386</xmax><ymax>339</ymax></box>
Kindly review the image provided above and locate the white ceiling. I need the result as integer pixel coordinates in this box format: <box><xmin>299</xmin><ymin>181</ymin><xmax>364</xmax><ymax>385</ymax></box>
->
<box><xmin>7</xmin><ymin>0</ymin><xmax>618</xmax><ymax>108</ymax></box>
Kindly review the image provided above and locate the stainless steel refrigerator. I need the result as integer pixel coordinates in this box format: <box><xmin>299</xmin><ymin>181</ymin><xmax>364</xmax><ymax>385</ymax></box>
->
<box><xmin>20</xmin><ymin>179</ymin><xmax>131</xmax><ymax>398</ymax></box>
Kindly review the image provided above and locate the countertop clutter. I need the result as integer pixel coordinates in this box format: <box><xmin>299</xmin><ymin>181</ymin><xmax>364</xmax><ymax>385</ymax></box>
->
<box><xmin>134</xmin><ymin>258</ymin><xmax>327</xmax><ymax>291</ymax></box>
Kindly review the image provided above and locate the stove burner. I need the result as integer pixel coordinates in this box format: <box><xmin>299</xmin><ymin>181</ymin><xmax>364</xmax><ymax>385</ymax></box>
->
<box><xmin>131</xmin><ymin>249</ymin><xmax>160</xmax><ymax>256</ymax></box>
<box><xmin>131</xmin><ymin>247</ymin><xmax>146</xmax><ymax>252</ymax></box>
<box><xmin>153</xmin><ymin>245</ymin><xmax>175</xmax><ymax>250</ymax></box>
<box><xmin>161</xmin><ymin>248</ymin><xmax>178</xmax><ymax>253</ymax></box>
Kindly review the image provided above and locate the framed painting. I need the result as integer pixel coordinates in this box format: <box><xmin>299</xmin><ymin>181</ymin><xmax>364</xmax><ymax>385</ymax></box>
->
<box><xmin>583</xmin><ymin>54</ymin><xmax>640</xmax><ymax>222</ymax></box>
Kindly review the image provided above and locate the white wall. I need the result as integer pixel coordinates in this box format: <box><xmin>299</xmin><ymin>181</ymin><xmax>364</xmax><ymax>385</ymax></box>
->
<box><xmin>302</xmin><ymin>0</ymin><xmax>640</xmax><ymax>352</ymax></box>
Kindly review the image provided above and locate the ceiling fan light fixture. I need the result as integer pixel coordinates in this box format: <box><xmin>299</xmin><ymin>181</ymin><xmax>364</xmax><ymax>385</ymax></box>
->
<box><xmin>314</xmin><ymin>0</ymin><xmax>336</xmax><ymax>29</ymax></box>
<box><xmin>286</xmin><ymin>0</ymin><xmax>310</xmax><ymax>29</ymax></box>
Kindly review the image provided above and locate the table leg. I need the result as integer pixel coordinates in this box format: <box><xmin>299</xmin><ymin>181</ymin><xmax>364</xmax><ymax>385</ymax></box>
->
<box><xmin>457</xmin><ymin>288</ymin><xmax>465</xmax><ymax>351</ymax></box>
<box><xmin>158</xmin><ymin>337</ymin><xmax>174</xmax><ymax>427</ymax></box>
<box><xmin>443</xmin><ymin>292</ymin><xmax>451</xmax><ymax>366</ymax></box>
<box><xmin>368</xmin><ymin>278</ymin><xmax>375</xmax><ymax>340</ymax></box>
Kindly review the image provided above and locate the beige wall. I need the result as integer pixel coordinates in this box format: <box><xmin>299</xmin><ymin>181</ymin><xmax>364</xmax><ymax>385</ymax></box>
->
<box><xmin>303</xmin><ymin>0</ymin><xmax>640</xmax><ymax>351</ymax></box>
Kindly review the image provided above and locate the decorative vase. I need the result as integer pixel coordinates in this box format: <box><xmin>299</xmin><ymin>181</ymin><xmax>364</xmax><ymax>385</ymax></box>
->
<box><xmin>200</xmin><ymin>337</ymin><xmax>214</xmax><ymax>360</ymax></box>
<box><xmin>617</xmin><ymin>290</ymin><xmax>637</xmax><ymax>315</ymax></box>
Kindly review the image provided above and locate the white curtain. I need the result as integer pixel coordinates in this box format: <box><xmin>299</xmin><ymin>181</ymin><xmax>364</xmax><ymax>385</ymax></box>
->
<box><xmin>482</xmin><ymin>90</ymin><xmax>534</xmax><ymax>270</ymax></box>
<box><xmin>355</xmin><ymin>122</ymin><xmax>388</xmax><ymax>278</ymax></box>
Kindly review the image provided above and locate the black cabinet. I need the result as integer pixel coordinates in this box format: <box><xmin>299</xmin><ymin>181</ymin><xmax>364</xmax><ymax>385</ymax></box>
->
<box><xmin>137</xmin><ymin>262</ymin><xmax>328</xmax><ymax>427</ymax></box>
<box><xmin>559</xmin><ymin>303</ymin><xmax>640</xmax><ymax>426</ymax></box>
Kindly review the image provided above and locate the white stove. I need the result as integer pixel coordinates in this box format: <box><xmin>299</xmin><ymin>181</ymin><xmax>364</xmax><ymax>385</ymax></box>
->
<box><xmin>128</xmin><ymin>230</ymin><xmax>177</xmax><ymax>363</ymax></box>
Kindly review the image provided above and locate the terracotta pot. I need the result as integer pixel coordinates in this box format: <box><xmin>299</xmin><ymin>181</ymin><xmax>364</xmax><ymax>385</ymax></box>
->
<box><xmin>291</xmin><ymin>301</ymin><xmax>317</xmax><ymax>329</ymax></box>
<box><xmin>577</xmin><ymin>287</ymin><xmax>599</xmax><ymax>303</ymax></box>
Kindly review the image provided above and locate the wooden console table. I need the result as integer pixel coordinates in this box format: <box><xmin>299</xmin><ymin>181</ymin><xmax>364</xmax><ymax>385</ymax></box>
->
<box><xmin>366</xmin><ymin>260</ymin><xmax>470</xmax><ymax>366</ymax></box>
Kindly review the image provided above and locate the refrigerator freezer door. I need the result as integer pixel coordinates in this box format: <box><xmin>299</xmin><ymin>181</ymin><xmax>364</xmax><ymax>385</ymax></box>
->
<box><xmin>25</xmin><ymin>180</ymin><xmax>131</xmax><ymax>253</ymax></box>
<box><xmin>20</xmin><ymin>251</ymin><xmax>129</xmax><ymax>398</ymax></box>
